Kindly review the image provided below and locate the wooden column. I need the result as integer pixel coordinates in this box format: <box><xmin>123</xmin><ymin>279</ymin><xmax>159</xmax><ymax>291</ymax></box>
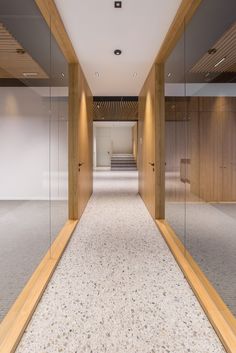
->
<box><xmin>155</xmin><ymin>63</ymin><xmax>165</xmax><ymax>219</ymax></box>
<box><xmin>68</xmin><ymin>63</ymin><xmax>79</xmax><ymax>220</ymax></box>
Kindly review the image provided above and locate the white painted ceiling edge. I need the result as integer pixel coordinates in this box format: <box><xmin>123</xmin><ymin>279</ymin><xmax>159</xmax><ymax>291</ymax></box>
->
<box><xmin>54</xmin><ymin>0</ymin><xmax>182</xmax><ymax>96</ymax></box>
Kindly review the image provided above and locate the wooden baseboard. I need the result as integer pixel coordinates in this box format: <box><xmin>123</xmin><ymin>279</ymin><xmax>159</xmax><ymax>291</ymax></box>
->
<box><xmin>156</xmin><ymin>220</ymin><xmax>236</xmax><ymax>353</ymax></box>
<box><xmin>0</xmin><ymin>220</ymin><xmax>78</xmax><ymax>353</ymax></box>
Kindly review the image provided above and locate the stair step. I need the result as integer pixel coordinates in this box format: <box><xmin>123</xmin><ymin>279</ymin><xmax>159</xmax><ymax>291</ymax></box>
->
<box><xmin>111</xmin><ymin>153</ymin><xmax>137</xmax><ymax>171</ymax></box>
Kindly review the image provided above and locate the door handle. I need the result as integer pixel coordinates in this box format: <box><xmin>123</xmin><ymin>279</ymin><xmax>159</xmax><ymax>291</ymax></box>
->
<box><xmin>78</xmin><ymin>162</ymin><xmax>84</xmax><ymax>171</ymax></box>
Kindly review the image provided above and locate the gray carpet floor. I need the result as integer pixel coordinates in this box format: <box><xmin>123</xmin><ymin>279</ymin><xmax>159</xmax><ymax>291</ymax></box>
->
<box><xmin>0</xmin><ymin>200</ymin><xmax>68</xmax><ymax>321</ymax></box>
<box><xmin>166</xmin><ymin>201</ymin><xmax>236</xmax><ymax>316</ymax></box>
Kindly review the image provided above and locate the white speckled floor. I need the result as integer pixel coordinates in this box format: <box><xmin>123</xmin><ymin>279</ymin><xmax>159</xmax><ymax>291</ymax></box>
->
<box><xmin>16</xmin><ymin>171</ymin><xmax>225</xmax><ymax>353</ymax></box>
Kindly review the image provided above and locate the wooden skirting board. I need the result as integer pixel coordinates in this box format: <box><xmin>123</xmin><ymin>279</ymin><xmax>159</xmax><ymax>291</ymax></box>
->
<box><xmin>156</xmin><ymin>219</ymin><xmax>236</xmax><ymax>353</ymax></box>
<box><xmin>0</xmin><ymin>220</ymin><xmax>78</xmax><ymax>353</ymax></box>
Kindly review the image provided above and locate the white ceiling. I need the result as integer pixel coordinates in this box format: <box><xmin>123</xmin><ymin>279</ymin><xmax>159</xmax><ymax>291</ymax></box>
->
<box><xmin>55</xmin><ymin>0</ymin><xmax>182</xmax><ymax>96</ymax></box>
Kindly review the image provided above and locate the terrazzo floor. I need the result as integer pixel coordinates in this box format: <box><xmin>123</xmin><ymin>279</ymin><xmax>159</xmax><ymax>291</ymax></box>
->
<box><xmin>16</xmin><ymin>171</ymin><xmax>225</xmax><ymax>353</ymax></box>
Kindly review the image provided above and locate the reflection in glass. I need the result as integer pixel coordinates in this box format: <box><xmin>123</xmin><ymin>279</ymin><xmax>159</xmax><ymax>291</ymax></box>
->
<box><xmin>165</xmin><ymin>0</ymin><xmax>236</xmax><ymax>316</ymax></box>
<box><xmin>0</xmin><ymin>0</ymin><xmax>68</xmax><ymax>322</ymax></box>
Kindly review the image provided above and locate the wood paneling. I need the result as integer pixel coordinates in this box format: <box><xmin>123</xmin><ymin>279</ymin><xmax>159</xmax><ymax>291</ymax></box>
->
<box><xmin>199</xmin><ymin>97</ymin><xmax>236</xmax><ymax>202</ymax></box>
<box><xmin>165</xmin><ymin>96</ymin><xmax>236</xmax><ymax>202</ymax></box>
<box><xmin>191</xmin><ymin>21</ymin><xmax>236</xmax><ymax>73</ymax></box>
<box><xmin>0</xmin><ymin>220</ymin><xmax>78</xmax><ymax>353</ymax></box>
<box><xmin>155</xmin><ymin>63</ymin><xmax>165</xmax><ymax>219</ymax></box>
<box><xmin>69</xmin><ymin>63</ymin><xmax>93</xmax><ymax>220</ymax></box>
<box><xmin>93</xmin><ymin>99</ymin><xmax>138</xmax><ymax>121</ymax></box>
<box><xmin>68</xmin><ymin>63</ymin><xmax>79</xmax><ymax>220</ymax></box>
<box><xmin>156</xmin><ymin>220</ymin><xmax>236</xmax><ymax>353</ymax></box>
<box><xmin>0</xmin><ymin>23</ymin><xmax>48</xmax><ymax>79</ymax></box>
<box><xmin>78</xmin><ymin>69</ymin><xmax>93</xmax><ymax>218</ymax></box>
<box><xmin>138</xmin><ymin>65</ymin><xmax>156</xmax><ymax>218</ymax></box>
<box><xmin>132</xmin><ymin>123</ymin><xmax>138</xmax><ymax>161</ymax></box>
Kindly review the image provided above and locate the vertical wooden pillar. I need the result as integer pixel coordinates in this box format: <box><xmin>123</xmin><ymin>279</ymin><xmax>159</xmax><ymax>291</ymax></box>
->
<box><xmin>68</xmin><ymin>63</ymin><xmax>79</xmax><ymax>220</ymax></box>
<box><xmin>155</xmin><ymin>63</ymin><xmax>165</xmax><ymax>219</ymax></box>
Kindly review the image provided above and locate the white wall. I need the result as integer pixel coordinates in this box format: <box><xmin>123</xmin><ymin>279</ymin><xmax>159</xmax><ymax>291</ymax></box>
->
<box><xmin>0</xmin><ymin>87</ymin><xmax>68</xmax><ymax>200</ymax></box>
<box><xmin>95</xmin><ymin>126</ymin><xmax>133</xmax><ymax>167</ymax></box>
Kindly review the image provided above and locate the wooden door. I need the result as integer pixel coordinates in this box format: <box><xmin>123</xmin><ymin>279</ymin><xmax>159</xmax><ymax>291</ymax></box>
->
<box><xmin>138</xmin><ymin>66</ymin><xmax>156</xmax><ymax>218</ymax></box>
<box><xmin>77</xmin><ymin>82</ymin><xmax>93</xmax><ymax>218</ymax></box>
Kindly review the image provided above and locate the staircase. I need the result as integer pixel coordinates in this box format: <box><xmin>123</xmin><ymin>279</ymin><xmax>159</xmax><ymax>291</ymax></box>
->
<box><xmin>111</xmin><ymin>154</ymin><xmax>137</xmax><ymax>171</ymax></box>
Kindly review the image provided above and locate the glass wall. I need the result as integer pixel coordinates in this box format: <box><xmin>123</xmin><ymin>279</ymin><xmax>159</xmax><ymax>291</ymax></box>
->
<box><xmin>0</xmin><ymin>0</ymin><xmax>68</xmax><ymax>321</ymax></box>
<box><xmin>165</xmin><ymin>0</ymin><xmax>236</xmax><ymax>316</ymax></box>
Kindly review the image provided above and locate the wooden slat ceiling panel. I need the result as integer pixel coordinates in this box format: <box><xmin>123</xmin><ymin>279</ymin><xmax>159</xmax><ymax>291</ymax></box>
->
<box><xmin>191</xmin><ymin>22</ymin><xmax>236</xmax><ymax>73</ymax></box>
<box><xmin>0</xmin><ymin>22</ymin><xmax>48</xmax><ymax>79</ymax></box>
<box><xmin>93</xmin><ymin>99</ymin><xmax>138</xmax><ymax>121</ymax></box>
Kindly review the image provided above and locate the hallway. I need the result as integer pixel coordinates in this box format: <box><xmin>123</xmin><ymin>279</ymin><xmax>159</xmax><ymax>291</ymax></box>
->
<box><xmin>16</xmin><ymin>171</ymin><xmax>224</xmax><ymax>353</ymax></box>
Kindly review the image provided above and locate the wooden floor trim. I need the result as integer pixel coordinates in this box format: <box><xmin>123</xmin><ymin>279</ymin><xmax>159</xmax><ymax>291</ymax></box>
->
<box><xmin>156</xmin><ymin>219</ymin><xmax>236</xmax><ymax>353</ymax></box>
<box><xmin>0</xmin><ymin>220</ymin><xmax>78</xmax><ymax>353</ymax></box>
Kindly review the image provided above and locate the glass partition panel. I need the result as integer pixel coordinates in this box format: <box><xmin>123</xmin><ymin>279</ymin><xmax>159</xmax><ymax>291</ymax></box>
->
<box><xmin>165</xmin><ymin>0</ymin><xmax>236</xmax><ymax>317</ymax></box>
<box><xmin>50</xmin><ymin>29</ymin><xmax>69</xmax><ymax>242</ymax></box>
<box><xmin>185</xmin><ymin>0</ymin><xmax>236</xmax><ymax>316</ymax></box>
<box><xmin>165</xmin><ymin>22</ymin><xmax>188</xmax><ymax>246</ymax></box>
<box><xmin>0</xmin><ymin>0</ymin><xmax>68</xmax><ymax>322</ymax></box>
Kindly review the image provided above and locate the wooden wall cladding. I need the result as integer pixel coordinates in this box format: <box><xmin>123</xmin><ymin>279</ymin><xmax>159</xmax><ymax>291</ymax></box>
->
<box><xmin>69</xmin><ymin>63</ymin><xmax>93</xmax><ymax>220</ymax></box>
<box><xmin>77</xmin><ymin>69</ymin><xmax>93</xmax><ymax>218</ymax></box>
<box><xmin>165</xmin><ymin>96</ymin><xmax>236</xmax><ymax>202</ymax></box>
<box><xmin>138</xmin><ymin>65</ymin><xmax>156</xmax><ymax>218</ymax></box>
<box><xmin>93</xmin><ymin>99</ymin><xmax>138</xmax><ymax>121</ymax></box>
<box><xmin>191</xmin><ymin>21</ymin><xmax>236</xmax><ymax>73</ymax></box>
<box><xmin>0</xmin><ymin>23</ymin><xmax>48</xmax><ymax>79</ymax></box>
<box><xmin>199</xmin><ymin>97</ymin><xmax>236</xmax><ymax>202</ymax></box>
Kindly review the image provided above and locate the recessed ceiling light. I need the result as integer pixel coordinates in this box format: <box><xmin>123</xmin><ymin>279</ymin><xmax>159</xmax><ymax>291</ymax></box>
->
<box><xmin>95</xmin><ymin>72</ymin><xmax>100</xmax><ymax>77</ymax></box>
<box><xmin>114</xmin><ymin>1</ymin><xmax>122</xmax><ymax>8</ymax></box>
<box><xmin>167</xmin><ymin>72</ymin><xmax>171</xmax><ymax>77</ymax></box>
<box><xmin>208</xmin><ymin>48</ymin><xmax>217</xmax><ymax>55</ymax></box>
<box><xmin>22</xmin><ymin>72</ymin><xmax>38</xmax><ymax>77</ymax></box>
<box><xmin>214</xmin><ymin>57</ymin><xmax>226</xmax><ymax>68</ymax></box>
<box><xmin>114</xmin><ymin>49</ymin><xmax>122</xmax><ymax>56</ymax></box>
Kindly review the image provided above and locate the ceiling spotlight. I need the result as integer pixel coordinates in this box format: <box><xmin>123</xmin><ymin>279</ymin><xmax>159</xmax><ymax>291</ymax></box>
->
<box><xmin>167</xmin><ymin>72</ymin><xmax>171</xmax><ymax>77</ymax></box>
<box><xmin>114</xmin><ymin>1</ymin><xmax>122</xmax><ymax>8</ymax></box>
<box><xmin>16</xmin><ymin>48</ymin><xmax>25</xmax><ymax>54</ymax></box>
<box><xmin>114</xmin><ymin>49</ymin><xmax>122</xmax><ymax>55</ymax></box>
<box><xmin>214</xmin><ymin>57</ymin><xmax>226</xmax><ymax>68</ymax></box>
<box><xmin>95</xmin><ymin>71</ymin><xmax>100</xmax><ymax>77</ymax></box>
<box><xmin>208</xmin><ymin>48</ymin><xmax>217</xmax><ymax>55</ymax></box>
